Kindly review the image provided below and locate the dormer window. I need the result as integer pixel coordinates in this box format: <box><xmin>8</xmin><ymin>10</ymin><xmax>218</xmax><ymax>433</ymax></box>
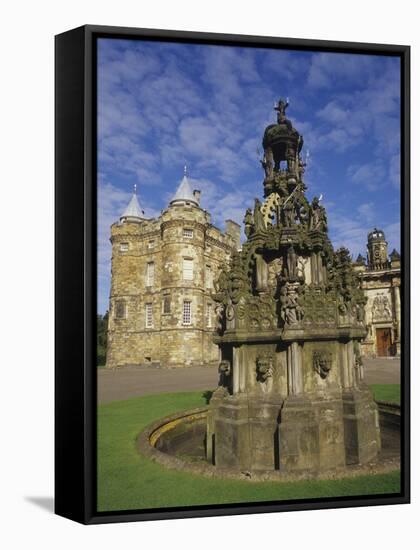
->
<box><xmin>183</xmin><ymin>228</ymin><xmax>193</xmax><ymax>238</ymax></box>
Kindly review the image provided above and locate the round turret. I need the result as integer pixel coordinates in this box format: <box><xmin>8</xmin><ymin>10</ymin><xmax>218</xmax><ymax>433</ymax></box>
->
<box><xmin>367</xmin><ymin>228</ymin><xmax>389</xmax><ymax>270</ymax></box>
<box><xmin>367</xmin><ymin>228</ymin><xmax>386</xmax><ymax>243</ymax></box>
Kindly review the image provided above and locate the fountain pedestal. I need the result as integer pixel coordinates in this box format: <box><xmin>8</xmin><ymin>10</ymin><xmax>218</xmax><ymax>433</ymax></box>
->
<box><xmin>208</xmin><ymin>99</ymin><xmax>380</xmax><ymax>474</ymax></box>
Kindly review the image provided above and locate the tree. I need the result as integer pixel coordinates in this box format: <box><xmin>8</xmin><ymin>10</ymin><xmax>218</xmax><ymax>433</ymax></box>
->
<box><xmin>97</xmin><ymin>312</ymin><xmax>108</xmax><ymax>366</ymax></box>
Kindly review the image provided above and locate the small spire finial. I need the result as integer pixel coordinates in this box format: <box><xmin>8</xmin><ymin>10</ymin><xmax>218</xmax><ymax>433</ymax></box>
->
<box><xmin>134</xmin><ymin>183</ymin><xmax>137</xmax><ymax>195</ymax></box>
<box><xmin>184</xmin><ymin>164</ymin><xmax>187</xmax><ymax>176</ymax></box>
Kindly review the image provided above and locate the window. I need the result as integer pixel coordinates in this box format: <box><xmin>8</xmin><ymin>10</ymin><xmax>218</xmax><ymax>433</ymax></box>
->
<box><xmin>145</xmin><ymin>303</ymin><xmax>153</xmax><ymax>328</ymax></box>
<box><xmin>163</xmin><ymin>296</ymin><xmax>171</xmax><ymax>314</ymax></box>
<box><xmin>183</xmin><ymin>258</ymin><xmax>193</xmax><ymax>280</ymax></box>
<box><xmin>146</xmin><ymin>262</ymin><xmax>155</xmax><ymax>286</ymax></box>
<box><xmin>206</xmin><ymin>303</ymin><xmax>212</xmax><ymax>328</ymax></box>
<box><xmin>183</xmin><ymin>228</ymin><xmax>193</xmax><ymax>238</ymax></box>
<box><xmin>148</xmin><ymin>240</ymin><xmax>155</xmax><ymax>249</ymax></box>
<box><xmin>120</xmin><ymin>242</ymin><xmax>129</xmax><ymax>252</ymax></box>
<box><xmin>205</xmin><ymin>265</ymin><xmax>213</xmax><ymax>289</ymax></box>
<box><xmin>115</xmin><ymin>300</ymin><xmax>126</xmax><ymax>319</ymax></box>
<box><xmin>183</xmin><ymin>300</ymin><xmax>192</xmax><ymax>325</ymax></box>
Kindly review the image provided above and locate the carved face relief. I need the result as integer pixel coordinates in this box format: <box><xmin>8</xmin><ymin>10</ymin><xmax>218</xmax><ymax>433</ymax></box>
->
<box><xmin>256</xmin><ymin>355</ymin><xmax>274</xmax><ymax>382</ymax></box>
<box><xmin>313</xmin><ymin>350</ymin><xmax>333</xmax><ymax>379</ymax></box>
<box><xmin>219</xmin><ymin>360</ymin><xmax>231</xmax><ymax>377</ymax></box>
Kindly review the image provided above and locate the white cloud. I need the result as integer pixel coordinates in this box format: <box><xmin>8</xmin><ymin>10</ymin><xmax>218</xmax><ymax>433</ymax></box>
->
<box><xmin>307</xmin><ymin>52</ymin><xmax>377</xmax><ymax>90</ymax></box>
<box><xmin>389</xmin><ymin>153</ymin><xmax>401</xmax><ymax>189</ymax></box>
<box><xmin>357</xmin><ymin>202</ymin><xmax>375</xmax><ymax>223</ymax></box>
<box><xmin>97</xmin><ymin>178</ymin><xmax>160</xmax><ymax>313</ymax></box>
<box><xmin>347</xmin><ymin>162</ymin><xmax>386</xmax><ymax>191</ymax></box>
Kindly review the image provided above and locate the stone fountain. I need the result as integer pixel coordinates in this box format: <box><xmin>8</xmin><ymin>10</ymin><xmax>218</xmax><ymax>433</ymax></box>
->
<box><xmin>206</xmin><ymin>99</ymin><xmax>381</xmax><ymax>473</ymax></box>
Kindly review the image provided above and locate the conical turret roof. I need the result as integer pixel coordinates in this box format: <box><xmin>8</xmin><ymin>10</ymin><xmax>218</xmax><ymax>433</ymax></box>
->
<box><xmin>170</xmin><ymin>168</ymin><xmax>199</xmax><ymax>206</ymax></box>
<box><xmin>120</xmin><ymin>185</ymin><xmax>145</xmax><ymax>222</ymax></box>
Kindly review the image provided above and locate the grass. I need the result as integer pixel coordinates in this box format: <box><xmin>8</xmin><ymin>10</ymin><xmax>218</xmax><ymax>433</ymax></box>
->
<box><xmin>97</xmin><ymin>386</ymin><xmax>400</xmax><ymax>512</ymax></box>
<box><xmin>370</xmin><ymin>384</ymin><xmax>400</xmax><ymax>404</ymax></box>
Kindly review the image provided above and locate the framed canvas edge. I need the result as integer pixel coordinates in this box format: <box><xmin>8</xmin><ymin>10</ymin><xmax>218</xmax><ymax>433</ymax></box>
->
<box><xmin>55</xmin><ymin>24</ymin><xmax>411</xmax><ymax>526</ymax></box>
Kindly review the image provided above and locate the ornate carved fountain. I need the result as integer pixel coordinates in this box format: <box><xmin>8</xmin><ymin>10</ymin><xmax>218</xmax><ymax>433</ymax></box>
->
<box><xmin>207</xmin><ymin>100</ymin><xmax>381</xmax><ymax>472</ymax></box>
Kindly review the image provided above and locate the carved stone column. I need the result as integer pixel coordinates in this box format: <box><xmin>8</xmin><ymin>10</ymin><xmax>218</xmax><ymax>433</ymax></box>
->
<box><xmin>346</xmin><ymin>341</ymin><xmax>355</xmax><ymax>387</ymax></box>
<box><xmin>232</xmin><ymin>346</ymin><xmax>240</xmax><ymax>394</ymax></box>
<box><xmin>340</xmin><ymin>342</ymin><xmax>353</xmax><ymax>389</ymax></box>
<box><xmin>310</xmin><ymin>252</ymin><xmax>323</xmax><ymax>285</ymax></box>
<box><xmin>287</xmin><ymin>341</ymin><xmax>303</xmax><ymax>394</ymax></box>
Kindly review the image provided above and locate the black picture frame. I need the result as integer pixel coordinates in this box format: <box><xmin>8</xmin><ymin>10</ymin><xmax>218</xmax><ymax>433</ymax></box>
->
<box><xmin>55</xmin><ymin>24</ymin><xmax>410</xmax><ymax>525</ymax></box>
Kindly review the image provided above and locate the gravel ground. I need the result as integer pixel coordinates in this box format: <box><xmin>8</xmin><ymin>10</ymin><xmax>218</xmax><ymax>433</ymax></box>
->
<box><xmin>97</xmin><ymin>357</ymin><xmax>400</xmax><ymax>404</ymax></box>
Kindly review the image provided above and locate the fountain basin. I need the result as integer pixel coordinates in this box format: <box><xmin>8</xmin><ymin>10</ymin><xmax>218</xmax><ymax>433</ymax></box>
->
<box><xmin>137</xmin><ymin>402</ymin><xmax>400</xmax><ymax>481</ymax></box>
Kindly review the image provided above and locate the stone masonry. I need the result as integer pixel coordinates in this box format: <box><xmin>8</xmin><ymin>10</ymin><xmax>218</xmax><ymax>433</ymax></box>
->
<box><xmin>106</xmin><ymin>174</ymin><xmax>240</xmax><ymax>369</ymax></box>
<box><xmin>354</xmin><ymin>229</ymin><xmax>401</xmax><ymax>357</ymax></box>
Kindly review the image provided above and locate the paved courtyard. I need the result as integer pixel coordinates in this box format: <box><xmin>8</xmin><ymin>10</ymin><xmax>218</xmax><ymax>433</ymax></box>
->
<box><xmin>98</xmin><ymin>357</ymin><xmax>400</xmax><ymax>404</ymax></box>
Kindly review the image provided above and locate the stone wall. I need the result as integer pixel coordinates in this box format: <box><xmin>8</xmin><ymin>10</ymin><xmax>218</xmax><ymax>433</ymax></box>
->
<box><xmin>358</xmin><ymin>269</ymin><xmax>401</xmax><ymax>357</ymax></box>
<box><xmin>106</xmin><ymin>203</ymin><xmax>238</xmax><ymax>368</ymax></box>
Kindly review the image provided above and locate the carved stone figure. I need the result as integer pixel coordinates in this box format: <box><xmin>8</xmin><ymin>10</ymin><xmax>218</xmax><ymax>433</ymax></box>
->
<box><xmin>372</xmin><ymin>294</ymin><xmax>392</xmax><ymax>320</ymax></box>
<box><xmin>215</xmin><ymin>303</ymin><xmax>225</xmax><ymax>333</ymax></box>
<box><xmin>296</xmin><ymin>284</ymin><xmax>305</xmax><ymax>321</ymax></box>
<box><xmin>282</xmin><ymin>198</ymin><xmax>295</xmax><ymax>227</ymax></box>
<box><xmin>243</xmin><ymin>208</ymin><xmax>255</xmax><ymax>239</ymax></box>
<box><xmin>280</xmin><ymin>283</ymin><xmax>301</xmax><ymax>326</ymax></box>
<box><xmin>313</xmin><ymin>350</ymin><xmax>333</xmax><ymax>379</ymax></box>
<box><xmin>297</xmin><ymin>257</ymin><xmax>308</xmax><ymax>281</ymax></box>
<box><xmin>286</xmin><ymin>245</ymin><xmax>298</xmax><ymax>280</ymax></box>
<box><xmin>260</xmin><ymin>152</ymin><xmax>274</xmax><ymax>179</ymax></box>
<box><xmin>309</xmin><ymin>196</ymin><xmax>327</xmax><ymax>232</ymax></box>
<box><xmin>253</xmin><ymin>198</ymin><xmax>266</xmax><ymax>232</ymax></box>
<box><xmin>274</xmin><ymin>98</ymin><xmax>292</xmax><ymax>130</ymax></box>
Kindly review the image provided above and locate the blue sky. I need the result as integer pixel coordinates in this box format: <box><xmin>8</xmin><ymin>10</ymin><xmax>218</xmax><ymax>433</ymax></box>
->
<box><xmin>97</xmin><ymin>38</ymin><xmax>401</xmax><ymax>314</ymax></box>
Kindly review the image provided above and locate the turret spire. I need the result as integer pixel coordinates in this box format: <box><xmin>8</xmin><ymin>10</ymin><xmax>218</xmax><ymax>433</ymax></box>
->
<box><xmin>170</xmin><ymin>168</ymin><xmax>200</xmax><ymax>207</ymax></box>
<box><xmin>120</xmin><ymin>183</ymin><xmax>145</xmax><ymax>223</ymax></box>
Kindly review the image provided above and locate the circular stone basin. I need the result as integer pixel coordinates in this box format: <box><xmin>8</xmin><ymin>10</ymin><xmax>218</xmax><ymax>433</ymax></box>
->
<box><xmin>137</xmin><ymin>402</ymin><xmax>400</xmax><ymax>481</ymax></box>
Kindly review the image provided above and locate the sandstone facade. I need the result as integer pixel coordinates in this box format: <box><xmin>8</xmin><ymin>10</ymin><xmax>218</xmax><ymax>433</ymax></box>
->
<box><xmin>106</xmin><ymin>176</ymin><xmax>240</xmax><ymax>369</ymax></box>
<box><xmin>354</xmin><ymin>228</ymin><xmax>401</xmax><ymax>357</ymax></box>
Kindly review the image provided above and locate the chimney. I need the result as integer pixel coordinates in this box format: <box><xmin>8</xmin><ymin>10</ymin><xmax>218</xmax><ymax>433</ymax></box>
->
<box><xmin>193</xmin><ymin>189</ymin><xmax>201</xmax><ymax>204</ymax></box>
<box><xmin>225</xmin><ymin>219</ymin><xmax>241</xmax><ymax>250</ymax></box>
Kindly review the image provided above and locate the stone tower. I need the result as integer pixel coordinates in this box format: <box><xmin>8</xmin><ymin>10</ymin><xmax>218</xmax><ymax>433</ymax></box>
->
<box><xmin>106</xmin><ymin>173</ymin><xmax>240</xmax><ymax>369</ymax></box>
<box><xmin>354</xmin><ymin>229</ymin><xmax>401</xmax><ymax>358</ymax></box>
<box><xmin>206</xmin><ymin>100</ymin><xmax>381</xmax><ymax>473</ymax></box>
<box><xmin>367</xmin><ymin>228</ymin><xmax>389</xmax><ymax>270</ymax></box>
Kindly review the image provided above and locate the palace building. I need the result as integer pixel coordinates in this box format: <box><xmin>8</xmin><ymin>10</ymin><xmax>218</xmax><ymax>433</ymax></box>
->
<box><xmin>354</xmin><ymin>228</ymin><xmax>401</xmax><ymax>358</ymax></box>
<box><xmin>105</xmin><ymin>172</ymin><xmax>240</xmax><ymax>369</ymax></box>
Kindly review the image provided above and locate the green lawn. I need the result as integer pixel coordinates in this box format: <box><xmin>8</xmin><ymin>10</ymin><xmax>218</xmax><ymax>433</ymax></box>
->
<box><xmin>370</xmin><ymin>384</ymin><xmax>400</xmax><ymax>404</ymax></box>
<box><xmin>97</xmin><ymin>387</ymin><xmax>400</xmax><ymax>512</ymax></box>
